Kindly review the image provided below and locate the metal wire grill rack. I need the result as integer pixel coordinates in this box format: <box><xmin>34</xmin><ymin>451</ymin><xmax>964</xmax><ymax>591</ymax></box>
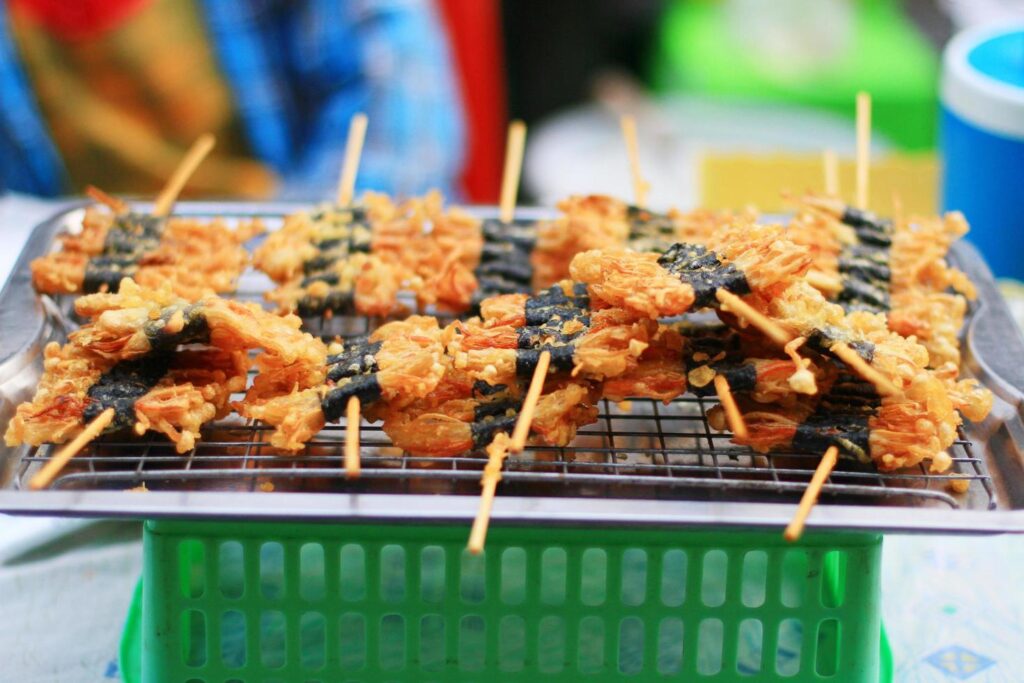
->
<box><xmin>13</xmin><ymin>380</ymin><xmax>996</xmax><ymax>512</ymax></box>
<box><xmin>1</xmin><ymin>206</ymin><xmax>1001</xmax><ymax>516</ymax></box>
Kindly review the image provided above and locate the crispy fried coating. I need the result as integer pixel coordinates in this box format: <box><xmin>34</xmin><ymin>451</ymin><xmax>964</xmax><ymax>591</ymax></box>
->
<box><xmin>31</xmin><ymin>205</ymin><xmax>261</xmax><ymax>297</ymax></box>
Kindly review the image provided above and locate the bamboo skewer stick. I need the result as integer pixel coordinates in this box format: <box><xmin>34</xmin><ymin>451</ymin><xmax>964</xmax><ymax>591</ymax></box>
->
<box><xmin>152</xmin><ymin>134</ymin><xmax>216</xmax><ymax>216</ymax></box>
<box><xmin>29</xmin><ymin>408</ymin><xmax>115</xmax><ymax>491</ymax></box>
<box><xmin>784</xmin><ymin>445</ymin><xmax>839</xmax><ymax>541</ymax></box>
<box><xmin>510</xmin><ymin>350</ymin><xmax>552</xmax><ymax>452</ymax></box>
<box><xmin>714</xmin><ymin>290</ymin><xmax>794</xmax><ymax>347</ymax></box>
<box><xmin>345</xmin><ymin>396</ymin><xmax>361</xmax><ymax>479</ymax></box>
<box><xmin>467</xmin><ymin>433</ymin><xmax>512</xmax><ymax>554</ymax></box>
<box><xmin>468</xmin><ymin>346</ymin><xmax>550</xmax><ymax>552</ymax></box>
<box><xmin>716</xmin><ymin>290</ymin><xmax>898</xmax><ymax>396</ymax></box>
<box><xmin>333</xmin><ymin>114</ymin><xmax>371</xmax><ymax>477</ymax></box>
<box><xmin>336</xmin><ymin>113</ymin><xmax>368</xmax><ymax>206</ymax></box>
<box><xmin>620</xmin><ymin>115</ymin><xmax>650</xmax><ymax>208</ymax></box>
<box><xmin>713</xmin><ymin>374</ymin><xmax>748</xmax><ymax>439</ymax></box>
<box><xmin>823</xmin><ymin>148</ymin><xmax>840</xmax><ymax>197</ymax></box>
<box><xmin>499</xmin><ymin>121</ymin><xmax>527</xmax><ymax>224</ymax></box>
<box><xmin>855</xmin><ymin>92</ymin><xmax>871</xmax><ymax>210</ymax></box>
<box><xmin>831</xmin><ymin>342</ymin><xmax>898</xmax><ymax>396</ymax></box>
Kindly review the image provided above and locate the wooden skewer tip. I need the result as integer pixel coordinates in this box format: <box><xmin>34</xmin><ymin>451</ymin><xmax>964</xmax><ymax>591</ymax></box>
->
<box><xmin>823</xmin><ymin>148</ymin><xmax>839</xmax><ymax>197</ymax></box>
<box><xmin>619</xmin><ymin>114</ymin><xmax>650</xmax><ymax>208</ymax></box>
<box><xmin>831</xmin><ymin>342</ymin><xmax>898</xmax><ymax>396</ymax></box>
<box><xmin>152</xmin><ymin>133</ymin><xmax>217</xmax><ymax>216</ymax></box>
<box><xmin>499</xmin><ymin>120</ymin><xmax>527</xmax><ymax>224</ymax></box>
<box><xmin>510</xmin><ymin>350</ymin><xmax>551</xmax><ymax>452</ymax></box>
<box><xmin>467</xmin><ymin>433</ymin><xmax>512</xmax><ymax>554</ymax></box>
<box><xmin>344</xmin><ymin>395</ymin><xmax>361</xmax><ymax>479</ymax></box>
<box><xmin>336</xmin><ymin>113</ymin><xmax>369</xmax><ymax>206</ymax></box>
<box><xmin>784</xmin><ymin>445</ymin><xmax>839</xmax><ymax>542</ymax></box>
<box><xmin>29</xmin><ymin>407</ymin><xmax>115</xmax><ymax>491</ymax></box>
<box><xmin>713</xmin><ymin>374</ymin><xmax>748</xmax><ymax>439</ymax></box>
<box><xmin>714</xmin><ymin>290</ymin><xmax>794</xmax><ymax>347</ymax></box>
<box><xmin>855</xmin><ymin>92</ymin><xmax>872</xmax><ymax>210</ymax></box>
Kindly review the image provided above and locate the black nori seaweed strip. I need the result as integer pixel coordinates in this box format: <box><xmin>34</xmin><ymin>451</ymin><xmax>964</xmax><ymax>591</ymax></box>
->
<box><xmin>685</xmin><ymin>363</ymin><xmax>756</xmax><ymax>397</ymax></box>
<box><xmin>791</xmin><ymin>374</ymin><xmax>879</xmax><ymax>461</ymax></box>
<box><xmin>480</xmin><ymin>240</ymin><xmax>531</xmax><ymax>261</ymax></box>
<box><xmin>627</xmin><ymin>205</ymin><xmax>677</xmax><ymax>244</ymax></box>
<box><xmin>470</xmin><ymin>414</ymin><xmax>518</xmax><ymax>449</ymax></box>
<box><xmin>83</xmin><ymin>259</ymin><xmax>137</xmax><ymax>294</ymax></box>
<box><xmin>143</xmin><ymin>304</ymin><xmax>210</xmax><ymax>351</ymax></box>
<box><xmin>838</xmin><ymin>247</ymin><xmax>891</xmax><ymax>283</ymax></box>
<box><xmin>321</xmin><ymin>374</ymin><xmax>383</xmax><ymax>421</ymax></box>
<box><xmin>804</xmin><ymin>328</ymin><xmax>875</xmax><ymax>362</ymax></box>
<box><xmin>473</xmin><ymin>381</ymin><xmax>508</xmax><ymax>397</ymax></box>
<box><xmin>686</xmin><ymin>332</ymin><xmax>740</xmax><ymax>360</ymax></box>
<box><xmin>297</xmin><ymin>289</ymin><xmax>355</xmax><ymax>317</ymax></box>
<box><xmin>840</xmin><ymin>207</ymin><xmax>893</xmax><ymax>247</ymax></box>
<box><xmin>326</xmin><ymin>341</ymin><xmax>382</xmax><ymax>381</ymax></box>
<box><xmin>301</xmin><ymin>255</ymin><xmax>336</xmax><ymax>275</ymax></box>
<box><xmin>474</xmin><ymin>260</ymin><xmax>534</xmax><ymax>284</ymax></box>
<box><xmin>516</xmin><ymin>318</ymin><xmax>588</xmax><ymax>349</ymax></box>
<box><xmin>84</xmin><ymin>353</ymin><xmax>173</xmax><ymax>430</ymax></box>
<box><xmin>103</xmin><ymin>213</ymin><xmax>165</xmax><ymax>254</ymax></box>
<box><xmin>659</xmin><ymin>243</ymin><xmax>750</xmax><ymax>308</ymax></box>
<box><xmin>515</xmin><ymin>345</ymin><xmax>575</xmax><ymax>376</ymax></box>
<box><xmin>837</xmin><ymin>280</ymin><xmax>890</xmax><ymax>313</ymax></box>
<box><xmin>473</xmin><ymin>398</ymin><xmax>520</xmax><ymax>421</ymax></box>
<box><xmin>300</xmin><ymin>272</ymin><xmax>340</xmax><ymax>288</ymax></box>
<box><xmin>314</xmin><ymin>237</ymin><xmax>344</xmax><ymax>251</ymax></box>
<box><xmin>791</xmin><ymin>413</ymin><xmax>872</xmax><ymax>460</ymax></box>
<box><xmin>475</xmin><ymin>276</ymin><xmax>531</xmax><ymax>297</ymax></box>
<box><xmin>309</xmin><ymin>206</ymin><xmax>368</xmax><ymax>223</ymax></box>
<box><xmin>481</xmin><ymin>218</ymin><xmax>537</xmax><ymax>250</ymax></box>
<box><xmin>718</xmin><ymin>362</ymin><xmax>757</xmax><ymax>393</ymax></box>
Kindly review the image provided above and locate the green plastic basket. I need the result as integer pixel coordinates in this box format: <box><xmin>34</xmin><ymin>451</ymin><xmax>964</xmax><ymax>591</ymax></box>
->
<box><xmin>121</xmin><ymin>520</ymin><xmax>890</xmax><ymax>682</ymax></box>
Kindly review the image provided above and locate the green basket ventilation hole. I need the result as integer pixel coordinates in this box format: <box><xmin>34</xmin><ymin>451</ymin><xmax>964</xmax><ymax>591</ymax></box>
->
<box><xmin>126</xmin><ymin>521</ymin><xmax>887</xmax><ymax>682</ymax></box>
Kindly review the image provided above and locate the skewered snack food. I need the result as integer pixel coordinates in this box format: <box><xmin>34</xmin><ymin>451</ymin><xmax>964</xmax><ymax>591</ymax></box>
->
<box><xmin>531</xmin><ymin>194</ymin><xmax>748</xmax><ymax>289</ymax></box>
<box><xmin>570</xmin><ymin>222</ymin><xmax>810</xmax><ymax>319</ymax></box>
<box><xmin>6</xmin><ymin>278</ymin><xmax>326</xmax><ymax>454</ymax></box>
<box><xmin>427</xmin><ymin>217</ymin><xmax>537</xmax><ymax>313</ymax></box>
<box><xmin>445</xmin><ymin>283</ymin><xmax>656</xmax><ymax>386</ymax></box>
<box><xmin>5</xmin><ymin>341</ymin><xmax>248</xmax><ymax>454</ymax></box>
<box><xmin>602</xmin><ymin>324</ymin><xmax>827</xmax><ymax>403</ymax></box>
<box><xmin>256</xmin><ymin>193</ymin><xmax>417</xmax><ymax>317</ymax></box>
<box><xmin>379</xmin><ymin>364</ymin><xmax>598</xmax><ymax>457</ymax></box>
<box><xmin>31</xmin><ymin>190</ymin><xmax>262</xmax><ymax>299</ymax></box>
<box><xmin>70</xmin><ymin>279</ymin><xmax>325</xmax><ymax>372</ymax></box>
<box><xmin>792</xmin><ymin>195</ymin><xmax>976</xmax><ymax>366</ymax></box>
<box><xmin>238</xmin><ymin>316</ymin><xmax>445</xmax><ymax>450</ymax></box>
<box><xmin>258</xmin><ymin>192</ymin><xmax>486</xmax><ymax>317</ymax></box>
<box><xmin>572</xmin><ymin>214</ymin><xmax>992</xmax><ymax>472</ymax></box>
<box><xmin>717</xmin><ymin>366</ymin><xmax>965</xmax><ymax>472</ymax></box>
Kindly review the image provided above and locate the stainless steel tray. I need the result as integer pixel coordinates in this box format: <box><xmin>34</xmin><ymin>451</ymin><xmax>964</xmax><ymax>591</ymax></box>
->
<box><xmin>1</xmin><ymin>201</ymin><xmax>1023</xmax><ymax>534</ymax></box>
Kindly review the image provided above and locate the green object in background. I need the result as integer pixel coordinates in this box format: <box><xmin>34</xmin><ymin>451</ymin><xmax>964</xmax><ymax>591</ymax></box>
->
<box><xmin>652</xmin><ymin>0</ymin><xmax>940</xmax><ymax>150</ymax></box>
<box><xmin>120</xmin><ymin>519</ymin><xmax>892</xmax><ymax>681</ymax></box>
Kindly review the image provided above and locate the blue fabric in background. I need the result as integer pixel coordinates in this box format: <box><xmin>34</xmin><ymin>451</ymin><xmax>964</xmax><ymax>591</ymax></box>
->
<box><xmin>0</xmin><ymin>5</ymin><xmax>66</xmax><ymax>196</ymax></box>
<box><xmin>0</xmin><ymin>0</ymin><xmax>464</xmax><ymax>200</ymax></box>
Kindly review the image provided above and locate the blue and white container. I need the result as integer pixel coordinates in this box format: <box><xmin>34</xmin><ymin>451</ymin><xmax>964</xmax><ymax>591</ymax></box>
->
<box><xmin>941</xmin><ymin>23</ymin><xmax>1024</xmax><ymax>279</ymax></box>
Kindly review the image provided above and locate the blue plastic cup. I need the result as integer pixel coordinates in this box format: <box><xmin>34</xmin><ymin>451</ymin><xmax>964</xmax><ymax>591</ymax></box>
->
<box><xmin>941</xmin><ymin>24</ymin><xmax>1024</xmax><ymax>279</ymax></box>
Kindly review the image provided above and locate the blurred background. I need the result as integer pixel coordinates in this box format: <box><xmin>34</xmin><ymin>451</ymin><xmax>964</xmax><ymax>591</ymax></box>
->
<box><xmin>0</xmin><ymin>0</ymin><xmax>1021</xmax><ymax>210</ymax></box>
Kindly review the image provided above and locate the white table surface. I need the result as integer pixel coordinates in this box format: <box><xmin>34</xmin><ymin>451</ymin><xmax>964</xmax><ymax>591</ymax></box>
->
<box><xmin>0</xmin><ymin>193</ymin><xmax>1021</xmax><ymax>682</ymax></box>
